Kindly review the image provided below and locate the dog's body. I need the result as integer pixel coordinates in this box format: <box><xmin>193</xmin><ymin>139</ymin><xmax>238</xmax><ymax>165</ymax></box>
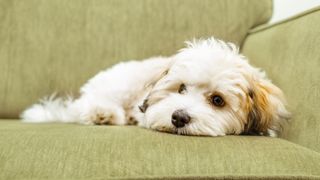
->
<box><xmin>21</xmin><ymin>38</ymin><xmax>290</xmax><ymax>137</ymax></box>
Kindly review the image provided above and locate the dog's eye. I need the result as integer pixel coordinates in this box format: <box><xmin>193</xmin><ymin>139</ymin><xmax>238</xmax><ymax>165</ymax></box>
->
<box><xmin>211</xmin><ymin>95</ymin><xmax>225</xmax><ymax>107</ymax></box>
<box><xmin>178</xmin><ymin>84</ymin><xmax>187</xmax><ymax>94</ymax></box>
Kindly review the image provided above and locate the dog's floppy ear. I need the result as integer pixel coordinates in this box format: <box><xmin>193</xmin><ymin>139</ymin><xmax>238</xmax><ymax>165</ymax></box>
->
<box><xmin>244</xmin><ymin>79</ymin><xmax>290</xmax><ymax>136</ymax></box>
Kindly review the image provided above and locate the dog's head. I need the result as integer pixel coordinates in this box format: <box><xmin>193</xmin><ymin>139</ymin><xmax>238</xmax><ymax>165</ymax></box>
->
<box><xmin>139</xmin><ymin>38</ymin><xmax>290</xmax><ymax>136</ymax></box>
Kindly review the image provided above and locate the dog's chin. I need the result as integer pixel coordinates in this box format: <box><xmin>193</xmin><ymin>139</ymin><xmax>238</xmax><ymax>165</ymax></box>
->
<box><xmin>151</xmin><ymin>126</ymin><xmax>192</xmax><ymax>136</ymax></box>
<box><xmin>151</xmin><ymin>125</ymin><xmax>189</xmax><ymax>136</ymax></box>
<box><xmin>151</xmin><ymin>125</ymin><xmax>177</xmax><ymax>134</ymax></box>
<box><xmin>150</xmin><ymin>123</ymin><xmax>226</xmax><ymax>136</ymax></box>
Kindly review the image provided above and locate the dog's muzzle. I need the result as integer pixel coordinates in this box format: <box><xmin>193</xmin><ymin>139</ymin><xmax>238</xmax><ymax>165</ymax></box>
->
<box><xmin>171</xmin><ymin>109</ymin><xmax>190</xmax><ymax>128</ymax></box>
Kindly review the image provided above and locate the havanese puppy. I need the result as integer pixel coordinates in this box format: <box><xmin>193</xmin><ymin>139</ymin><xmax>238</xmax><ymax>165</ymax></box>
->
<box><xmin>21</xmin><ymin>37</ymin><xmax>290</xmax><ymax>137</ymax></box>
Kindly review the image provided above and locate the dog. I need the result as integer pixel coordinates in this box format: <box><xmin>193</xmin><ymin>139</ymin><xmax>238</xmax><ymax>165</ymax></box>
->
<box><xmin>21</xmin><ymin>37</ymin><xmax>290</xmax><ymax>137</ymax></box>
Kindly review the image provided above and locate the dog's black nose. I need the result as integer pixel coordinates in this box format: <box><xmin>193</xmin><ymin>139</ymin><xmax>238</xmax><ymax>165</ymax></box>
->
<box><xmin>171</xmin><ymin>109</ymin><xmax>190</xmax><ymax>128</ymax></box>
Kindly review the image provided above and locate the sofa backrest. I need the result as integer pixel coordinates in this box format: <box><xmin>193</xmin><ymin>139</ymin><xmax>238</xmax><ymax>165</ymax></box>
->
<box><xmin>0</xmin><ymin>0</ymin><xmax>272</xmax><ymax>118</ymax></box>
<box><xmin>242</xmin><ymin>8</ymin><xmax>320</xmax><ymax>152</ymax></box>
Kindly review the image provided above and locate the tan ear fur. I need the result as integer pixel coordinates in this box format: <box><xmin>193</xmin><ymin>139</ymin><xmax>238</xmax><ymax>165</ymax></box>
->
<box><xmin>244</xmin><ymin>80</ymin><xmax>290</xmax><ymax>136</ymax></box>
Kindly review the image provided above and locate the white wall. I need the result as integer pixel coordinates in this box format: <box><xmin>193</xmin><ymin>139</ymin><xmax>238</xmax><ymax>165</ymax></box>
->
<box><xmin>270</xmin><ymin>0</ymin><xmax>320</xmax><ymax>23</ymax></box>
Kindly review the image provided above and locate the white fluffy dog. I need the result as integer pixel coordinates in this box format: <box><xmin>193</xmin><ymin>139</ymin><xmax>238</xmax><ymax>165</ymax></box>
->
<box><xmin>21</xmin><ymin>38</ymin><xmax>290</xmax><ymax>137</ymax></box>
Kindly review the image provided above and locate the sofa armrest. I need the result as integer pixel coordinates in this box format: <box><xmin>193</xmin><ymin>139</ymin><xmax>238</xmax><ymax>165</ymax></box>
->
<box><xmin>241</xmin><ymin>7</ymin><xmax>320</xmax><ymax>153</ymax></box>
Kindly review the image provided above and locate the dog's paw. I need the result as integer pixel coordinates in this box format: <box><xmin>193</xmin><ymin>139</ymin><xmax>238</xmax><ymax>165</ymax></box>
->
<box><xmin>80</xmin><ymin>105</ymin><xmax>126</xmax><ymax>125</ymax></box>
<box><xmin>92</xmin><ymin>110</ymin><xmax>115</xmax><ymax>125</ymax></box>
<box><xmin>89</xmin><ymin>108</ymin><xmax>116</xmax><ymax>125</ymax></box>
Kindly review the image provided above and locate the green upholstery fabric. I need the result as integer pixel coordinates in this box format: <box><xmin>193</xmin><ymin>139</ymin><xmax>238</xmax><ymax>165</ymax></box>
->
<box><xmin>242</xmin><ymin>7</ymin><xmax>320</xmax><ymax>153</ymax></box>
<box><xmin>0</xmin><ymin>0</ymin><xmax>272</xmax><ymax>118</ymax></box>
<box><xmin>1</xmin><ymin>120</ymin><xmax>320</xmax><ymax>180</ymax></box>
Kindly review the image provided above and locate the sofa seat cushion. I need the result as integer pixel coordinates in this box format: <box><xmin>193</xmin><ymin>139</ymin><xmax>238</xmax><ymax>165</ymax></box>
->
<box><xmin>0</xmin><ymin>120</ymin><xmax>319</xmax><ymax>180</ymax></box>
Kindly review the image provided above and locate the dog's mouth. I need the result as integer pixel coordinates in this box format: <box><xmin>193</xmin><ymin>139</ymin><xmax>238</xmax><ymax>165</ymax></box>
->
<box><xmin>153</xmin><ymin>124</ymin><xmax>214</xmax><ymax>136</ymax></box>
<box><xmin>153</xmin><ymin>125</ymin><xmax>192</xmax><ymax>136</ymax></box>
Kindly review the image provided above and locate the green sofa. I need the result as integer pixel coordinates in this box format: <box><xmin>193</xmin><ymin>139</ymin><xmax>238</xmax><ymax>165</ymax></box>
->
<box><xmin>1</xmin><ymin>0</ymin><xmax>319</xmax><ymax>179</ymax></box>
